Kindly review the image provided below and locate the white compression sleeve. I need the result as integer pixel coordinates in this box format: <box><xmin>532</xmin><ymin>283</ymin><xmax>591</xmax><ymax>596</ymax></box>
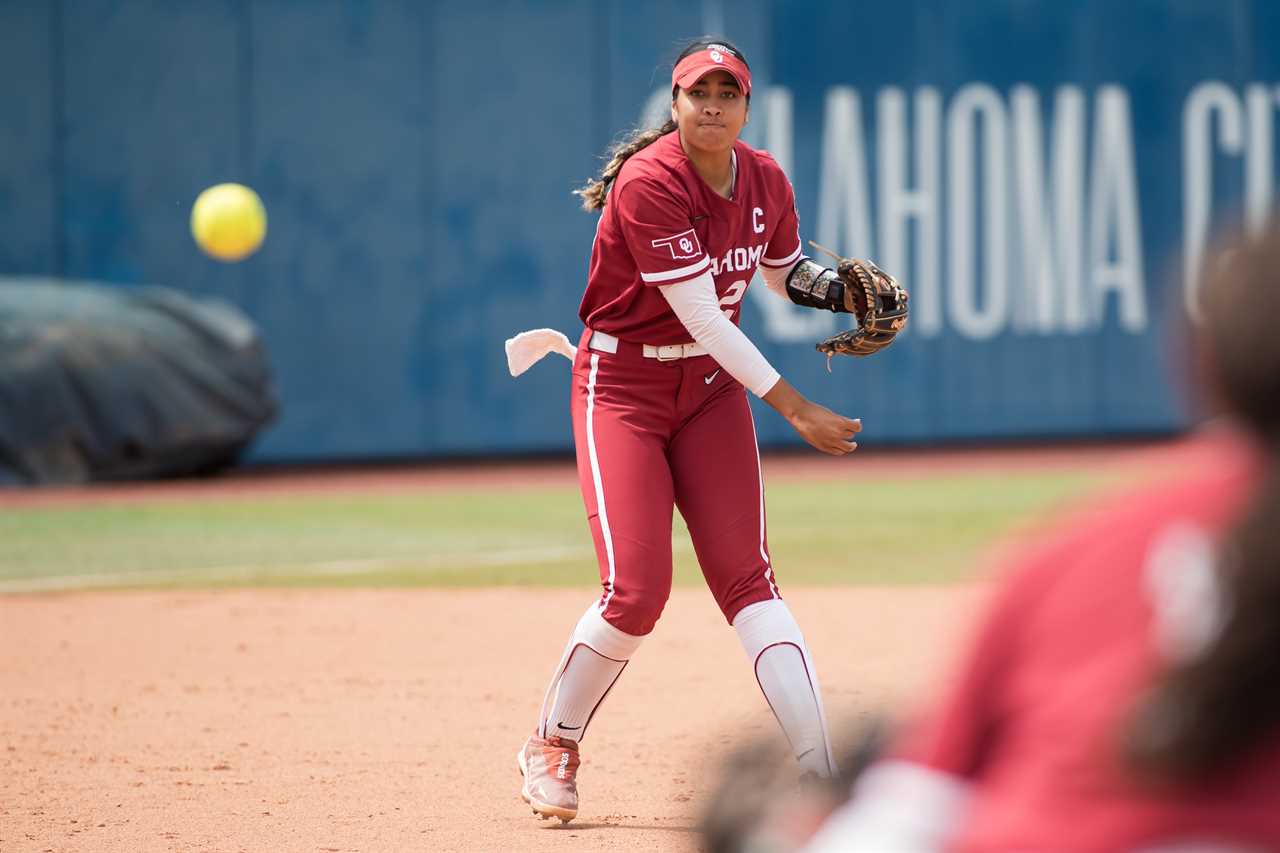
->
<box><xmin>538</xmin><ymin>603</ymin><xmax>645</xmax><ymax>742</ymax></box>
<box><xmin>659</xmin><ymin>272</ymin><xmax>781</xmax><ymax>398</ymax></box>
<box><xmin>758</xmin><ymin>258</ymin><xmax>801</xmax><ymax>298</ymax></box>
<box><xmin>733</xmin><ymin>599</ymin><xmax>837</xmax><ymax>777</ymax></box>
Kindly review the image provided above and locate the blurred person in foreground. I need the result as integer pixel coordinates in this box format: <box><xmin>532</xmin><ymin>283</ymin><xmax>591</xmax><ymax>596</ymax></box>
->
<box><xmin>704</xmin><ymin>226</ymin><xmax>1280</xmax><ymax>851</ymax></box>
<box><xmin>799</xmin><ymin>227</ymin><xmax>1280</xmax><ymax>850</ymax></box>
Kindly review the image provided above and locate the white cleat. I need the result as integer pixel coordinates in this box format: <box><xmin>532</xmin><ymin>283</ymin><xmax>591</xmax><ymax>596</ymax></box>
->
<box><xmin>516</xmin><ymin>733</ymin><xmax>580</xmax><ymax>823</ymax></box>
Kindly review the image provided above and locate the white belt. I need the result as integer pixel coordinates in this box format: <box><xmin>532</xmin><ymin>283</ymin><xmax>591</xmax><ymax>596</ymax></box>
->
<box><xmin>589</xmin><ymin>330</ymin><xmax>707</xmax><ymax>361</ymax></box>
<box><xmin>643</xmin><ymin>342</ymin><xmax>708</xmax><ymax>361</ymax></box>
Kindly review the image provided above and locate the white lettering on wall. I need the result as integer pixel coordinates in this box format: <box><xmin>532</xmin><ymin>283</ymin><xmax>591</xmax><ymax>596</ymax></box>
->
<box><xmin>813</xmin><ymin>87</ymin><xmax>873</xmax><ymax>338</ymax></box>
<box><xmin>947</xmin><ymin>84</ymin><xmax>1009</xmax><ymax>340</ymax></box>
<box><xmin>1089</xmin><ymin>86</ymin><xmax>1146</xmax><ymax>333</ymax></box>
<box><xmin>1012</xmin><ymin>85</ymin><xmax>1086</xmax><ymax>333</ymax></box>
<box><xmin>642</xmin><ymin>81</ymin><xmax>1198</xmax><ymax>344</ymax></box>
<box><xmin>878</xmin><ymin>87</ymin><xmax>941</xmax><ymax>335</ymax></box>
<box><xmin>1183</xmin><ymin>82</ymin><xmax>1280</xmax><ymax>318</ymax></box>
<box><xmin>1245</xmin><ymin>84</ymin><xmax>1276</xmax><ymax>233</ymax></box>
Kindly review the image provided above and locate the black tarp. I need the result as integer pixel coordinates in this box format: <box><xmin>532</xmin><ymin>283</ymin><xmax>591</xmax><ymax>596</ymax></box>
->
<box><xmin>0</xmin><ymin>278</ymin><xmax>277</xmax><ymax>485</ymax></box>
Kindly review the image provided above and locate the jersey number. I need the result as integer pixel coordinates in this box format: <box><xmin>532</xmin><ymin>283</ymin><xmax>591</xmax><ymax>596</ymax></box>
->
<box><xmin>718</xmin><ymin>279</ymin><xmax>748</xmax><ymax>320</ymax></box>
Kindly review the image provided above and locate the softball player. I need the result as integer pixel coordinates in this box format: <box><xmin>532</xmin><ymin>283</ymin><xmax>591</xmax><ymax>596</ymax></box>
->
<box><xmin>517</xmin><ymin>37</ymin><xmax>864</xmax><ymax>823</ymax></box>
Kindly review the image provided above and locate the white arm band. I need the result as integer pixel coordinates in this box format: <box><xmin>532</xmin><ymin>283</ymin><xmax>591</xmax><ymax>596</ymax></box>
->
<box><xmin>759</xmin><ymin>258</ymin><xmax>800</xmax><ymax>299</ymax></box>
<box><xmin>659</xmin><ymin>272</ymin><xmax>781</xmax><ymax>398</ymax></box>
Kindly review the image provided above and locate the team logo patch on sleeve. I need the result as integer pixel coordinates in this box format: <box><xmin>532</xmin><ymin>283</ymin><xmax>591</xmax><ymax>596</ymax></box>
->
<box><xmin>651</xmin><ymin>228</ymin><xmax>702</xmax><ymax>261</ymax></box>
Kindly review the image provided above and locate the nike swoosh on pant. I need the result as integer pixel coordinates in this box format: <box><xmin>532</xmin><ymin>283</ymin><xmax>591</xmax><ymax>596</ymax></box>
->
<box><xmin>704</xmin><ymin>369</ymin><xmax>721</xmax><ymax>385</ymax></box>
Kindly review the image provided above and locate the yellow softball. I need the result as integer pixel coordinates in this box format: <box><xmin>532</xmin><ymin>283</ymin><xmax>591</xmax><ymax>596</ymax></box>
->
<box><xmin>190</xmin><ymin>183</ymin><xmax>267</xmax><ymax>262</ymax></box>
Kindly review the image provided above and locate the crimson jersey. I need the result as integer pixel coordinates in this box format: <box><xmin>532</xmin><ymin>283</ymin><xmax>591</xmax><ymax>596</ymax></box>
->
<box><xmin>895</xmin><ymin>433</ymin><xmax>1280</xmax><ymax>851</ymax></box>
<box><xmin>578</xmin><ymin>131</ymin><xmax>802</xmax><ymax>344</ymax></box>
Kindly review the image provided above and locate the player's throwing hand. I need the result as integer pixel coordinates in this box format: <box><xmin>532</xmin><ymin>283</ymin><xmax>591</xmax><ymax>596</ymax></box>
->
<box><xmin>765</xmin><ymin>380</ymin><xmax>861</xmax><ymax>455</ymax></box>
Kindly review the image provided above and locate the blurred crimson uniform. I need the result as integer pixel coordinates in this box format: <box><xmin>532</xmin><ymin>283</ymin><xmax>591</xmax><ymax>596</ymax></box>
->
<box><xmin>571</xmin><ymin>132</ymin><xmax>800</xmax><ymax>635</ymax></box>
<box><xmin>809</xmin><ymin>432</ymin><xmax>1280</xmax><ymax>852</ymax></box>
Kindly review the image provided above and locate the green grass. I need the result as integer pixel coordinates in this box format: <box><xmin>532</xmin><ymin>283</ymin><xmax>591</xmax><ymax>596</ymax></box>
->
<box><xmin>0</xmin><ymin>470</ymin><xmax>1107</xmax><ymax>592</ymax></box>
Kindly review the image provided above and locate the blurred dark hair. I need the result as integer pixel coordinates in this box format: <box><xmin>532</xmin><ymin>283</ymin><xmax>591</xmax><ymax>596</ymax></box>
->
<box><xmin>1126</xmin><ymin>224</ymin><xmax>1280</xmax><ymax>780</ymax></box>
<box><xmin>574</xmin><ymin>37</ymin><xmax>750</xmax><ymax>212</ymax></box>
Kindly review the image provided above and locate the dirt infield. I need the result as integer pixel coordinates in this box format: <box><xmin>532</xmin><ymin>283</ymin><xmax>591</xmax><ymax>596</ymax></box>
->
<box><xmin>2</xmin><ymin>438</ymin><xmax>1188</xmax><ymax>851</ymax></box>
<box><xmin>1</xmin><ymin>586</ymin><xmax>981</xmax><ymax>853</ymax></box>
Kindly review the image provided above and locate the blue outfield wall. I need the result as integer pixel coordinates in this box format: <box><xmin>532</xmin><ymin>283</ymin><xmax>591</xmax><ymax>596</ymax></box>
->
<box><xmin>1</xmin><ymin>1</ymin><xmax>1278</xmax><ymax>461</ymax></box>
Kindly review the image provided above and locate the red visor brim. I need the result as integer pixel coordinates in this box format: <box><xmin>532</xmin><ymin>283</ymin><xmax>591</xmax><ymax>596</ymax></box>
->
<box><xmin>671</xmin><ymin>50</ymin><xmax>751</xmax><ymax>96</ymax></box>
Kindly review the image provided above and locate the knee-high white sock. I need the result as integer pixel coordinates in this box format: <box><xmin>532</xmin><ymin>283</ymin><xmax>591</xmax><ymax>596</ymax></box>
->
<box><xmin>538</xmin><ymin>603</ymin><xmax>645</xmax><ymax>742</ymax></box>
<box><xmin>734</xmin><ymin>599</ymin><xmax>836</xmax><ymax>777</ymax></box>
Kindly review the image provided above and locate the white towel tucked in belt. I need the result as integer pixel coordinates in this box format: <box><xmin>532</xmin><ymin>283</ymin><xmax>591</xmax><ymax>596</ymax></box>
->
<box><xmin>504</xmin><ymin>328</ymin><xmax>577</xmax><ymax>377</ymax></box>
